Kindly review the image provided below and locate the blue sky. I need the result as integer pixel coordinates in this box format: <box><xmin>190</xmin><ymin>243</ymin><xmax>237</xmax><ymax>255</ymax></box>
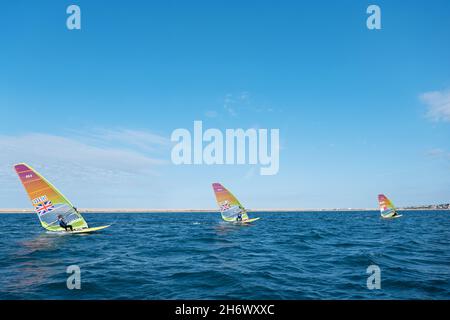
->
<box><xmin>1</xmin><ymin>0</ymin><xmax>449</xmax><ymax>209</ymax></box>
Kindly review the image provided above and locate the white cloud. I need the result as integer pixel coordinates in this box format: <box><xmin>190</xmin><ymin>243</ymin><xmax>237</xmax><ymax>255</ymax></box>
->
<box><xmin>0</xmin><ymin>131</ymin><xmax>168</xmax><ymax>174</ymax></box>
<box><xmin>243</xmin><ymin>167</ymin><xmax>256</xmax><ymax>180</ymax></box>
<box><xmin>426</xmin><ymin>148</ymin><xmax>450</xmax><ymax>160</ymax></box>
<box><xmin>223</xmin><ymin>92</ymin><xmax>251</xmax><ymax>117</ymax></box>
<box><xmin>75</xmin><ymin>128</ymin><xmax>170</xmax><ymax>153</ymax></box>
<box><xmin>0</xmin><ymin>129</ymin><xmax>170</xmax><ymax>207</ymax></box>
<box><xmin>204</xmin><ymin>110</ymin><xmax>218</xmax><ymax>118</ymax></box>
<box><xmin>420</xmin><ymin>89</ymin><xmax>450</xmax><ymax>122</ymax></box>
<box><xmin>221</xmin><ymin>92</ymin><xmax>278</xmax><ymax>117</ymax></box>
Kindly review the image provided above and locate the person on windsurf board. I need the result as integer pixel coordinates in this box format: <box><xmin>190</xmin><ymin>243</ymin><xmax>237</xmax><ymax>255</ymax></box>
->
<box><xmin>58</xmin><ymin>215</ymin><xmax>73</xmax><ymax>232</ymax></box>
<box><xmin>13</xmin><ymin>163</ymin><xmax>110</xmax><ymax>234</ymax></box>
<box><xmin>378</xmin><ymin>194</ymin><xmax>403</xmax><ymax>219</ymax></box>
<box><xmin>212</xmin><ymin>183</ymin><xmax>260</xmax><ymax>224</ymax></box>
<box><xmin>236</xmin><ymin>206</ymin><xmax>245</xmax><ymax>221</ymax></box>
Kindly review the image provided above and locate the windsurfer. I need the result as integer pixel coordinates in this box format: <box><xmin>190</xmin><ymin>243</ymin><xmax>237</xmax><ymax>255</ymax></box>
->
<box><xmin>58</xmin><ymin>215</ymin><xmax>73</xmax><ymax>231</ymax></box>
<box><xmin>237</xmin><ymin>206</ymin><xmax>244</xmax><ymax>221</ymax></box>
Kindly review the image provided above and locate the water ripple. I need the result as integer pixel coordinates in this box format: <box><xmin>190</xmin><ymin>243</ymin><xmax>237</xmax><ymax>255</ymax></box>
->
<box><xmin>0</xmin><ymin>211</ymin><xmax>449</xmax><ymax>299</ymax></box>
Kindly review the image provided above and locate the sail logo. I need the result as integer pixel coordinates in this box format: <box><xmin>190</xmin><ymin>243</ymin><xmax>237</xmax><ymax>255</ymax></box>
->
<box><xmin>171</xmin><ymin>121</ymin><xmax>280</xmax><ymax>175</ymax></box>
<box><xmin>220</xmin><ymin>201</ymin><xmax>231</xmax><ymax>211</ymax></box>
<box><xmin>34</xmin><ymin>198</ymin><xmax>55</xmax><ymax>215</ymax></box>
<box><xmin>32</xmin><ymin>195</ymin><xmax>48</xmax><ymax>205</ymax></box>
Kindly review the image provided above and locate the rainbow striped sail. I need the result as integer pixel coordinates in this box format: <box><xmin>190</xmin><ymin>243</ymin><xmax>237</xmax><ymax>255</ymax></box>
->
<box><xmin>212</xmin><ymin>183</ymin><xmax>252</xmax><ymax>222</ymax></box>
<box><xmin>378</xmin><ymin>194</ymin><xmax>398</xmax><ymax>218</ymax></box>
<box><xmin>14</xmin><ymin>163</ymin><xmax>88</xmax><ymax>231</ymax></box>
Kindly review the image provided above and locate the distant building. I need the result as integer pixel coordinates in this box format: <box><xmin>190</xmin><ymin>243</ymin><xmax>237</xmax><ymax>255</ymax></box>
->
<box><xmin>402</xmin><ymin>203</ymin><xmax>449</xmax><ymax>210</ymax></box>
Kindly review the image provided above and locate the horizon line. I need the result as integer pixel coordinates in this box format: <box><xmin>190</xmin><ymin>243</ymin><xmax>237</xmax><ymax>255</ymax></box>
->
<box><xmin>0</xmin><ymin>207</ymin><xmax>447</xmax><ymax>214</ymax></box>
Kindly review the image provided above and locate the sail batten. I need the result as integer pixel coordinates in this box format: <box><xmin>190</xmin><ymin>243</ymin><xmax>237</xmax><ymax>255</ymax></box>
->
<box><xmin>29</xmin><ymin>187</ymin><xmax>53</xmax><ymax>194</ymax></box>
<box><xmin>14</xmin><ymin>163</ymin><xmax>89</xmax><ymax>231</ymax></box>
<box><xmin>22</xmin><ymin>178</ymin><xmax>42</xmax><ymax>184</ymax></box>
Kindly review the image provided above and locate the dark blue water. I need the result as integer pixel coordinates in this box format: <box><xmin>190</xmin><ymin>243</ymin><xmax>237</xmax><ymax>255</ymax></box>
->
<box><xmin>0</xmin><ymin>211</ymin><xmax>449</xmax><ymax>299</ymax></box>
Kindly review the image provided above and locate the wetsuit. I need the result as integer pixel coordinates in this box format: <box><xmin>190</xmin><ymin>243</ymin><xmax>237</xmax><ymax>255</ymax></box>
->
<box><xmin>236</xmin><ymin>213</ymin><xmax>243</xmax><ymax>222</ymax></box>
<box><xmin>59</xmin><ymin>218</ymin><xmax>73</xmax><ymax>231</ymax></box>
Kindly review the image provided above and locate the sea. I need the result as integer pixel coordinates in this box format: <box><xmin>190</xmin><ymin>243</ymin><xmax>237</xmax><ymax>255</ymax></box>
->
<box><xmin>0</xmin><ymin>211</ymin><xmax>449</xmax><ymax>299</ymax></box>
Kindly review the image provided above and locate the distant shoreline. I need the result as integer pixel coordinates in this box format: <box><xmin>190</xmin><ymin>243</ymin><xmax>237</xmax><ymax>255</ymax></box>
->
<box><xmin>0</xmin><ymin>208</ymin><xmax>447</xmax><ymax>214</ymax></box>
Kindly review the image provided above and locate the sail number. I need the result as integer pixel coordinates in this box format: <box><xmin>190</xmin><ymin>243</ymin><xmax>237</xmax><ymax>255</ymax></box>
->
<box><xmin>32</xmin><ymin>195</ymin><xmax>48</xmax><ymax>205</ymax></box>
